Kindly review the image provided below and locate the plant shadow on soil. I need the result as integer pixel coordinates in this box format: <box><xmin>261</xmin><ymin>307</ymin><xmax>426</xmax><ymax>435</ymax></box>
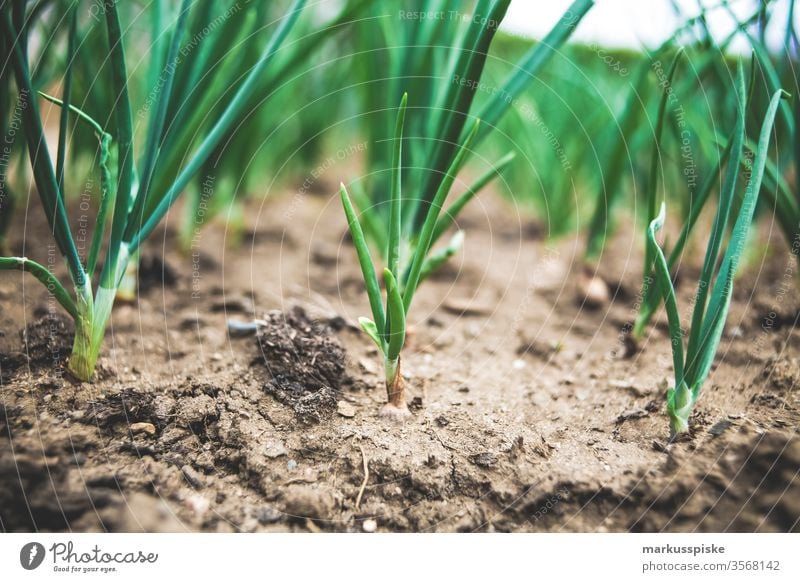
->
<box><xmin>1</xmin><ymin>188</ymin><xmax>799</xmax><ymax>532</ymax></box>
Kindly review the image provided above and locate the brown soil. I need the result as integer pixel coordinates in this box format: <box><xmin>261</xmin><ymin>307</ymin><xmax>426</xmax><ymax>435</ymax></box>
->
<box><xmin>1</xmin><ymin>185</ymin><xmax>798</xmax><ymax>533</ymax></box>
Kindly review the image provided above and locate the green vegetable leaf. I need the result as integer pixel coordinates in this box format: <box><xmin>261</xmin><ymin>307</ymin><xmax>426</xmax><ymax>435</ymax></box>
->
<box><xmin>340</xmin><ymin>184</ymin><xmax>386</xmax><ymax>335</ymax></box>
<box><xmin>383</xmin><ymin>268</ymin><xmax>406</xmax><ymax>362</ymax></box>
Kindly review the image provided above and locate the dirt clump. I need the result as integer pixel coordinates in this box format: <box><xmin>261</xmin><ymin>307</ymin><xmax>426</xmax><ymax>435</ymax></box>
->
<box><xmin>255</xmin><ymin>307</ymin><xmax>346</xmax><ymax>423</ymax></box>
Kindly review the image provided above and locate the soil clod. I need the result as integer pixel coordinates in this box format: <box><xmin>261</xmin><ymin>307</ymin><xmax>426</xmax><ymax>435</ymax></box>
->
<box><xmin>255</xmin><ymin>307</ymin><xmax>346</xmax><ymax>423</ymax></box>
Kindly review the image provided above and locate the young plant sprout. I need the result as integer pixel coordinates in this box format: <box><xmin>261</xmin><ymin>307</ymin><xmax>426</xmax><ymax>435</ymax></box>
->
<box><xmin>340</xmin><ymin>95</ymin><xmax>508</xmax><ymax>418</ymax></box>
<box><xmin>632</xmin><ymin>51</ymin><xmax>793</xmax><ymax>344</ymax></box>
<box><xmin>0</xmin><ymin>0</ymin><xmax>307</xmax><ymax>380</ymax></box>
<box><xmin>339</xmin><ymin>1</ymin><xmax>593</xmax><ymax>416</ymax></box>
<box><xmin>647</xmin><ymin>63</ymin><xmax>784</xmax><ymax>434</ymax></box>
<box><xmin>630</xmin><ymin>51</ymin><xmax>736</xmax><ymax>343</ymax></box>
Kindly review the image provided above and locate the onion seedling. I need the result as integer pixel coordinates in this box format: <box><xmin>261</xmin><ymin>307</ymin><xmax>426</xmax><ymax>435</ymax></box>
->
<box><xmin>340</xmin><ymin>95</ymin><xmax>495</xmax><ymax>418</ymax></box>
<box><xmin>631</xmin><ymin>50</ymin><xmax>744</xmax><ymax>342</ymax></box>
<box><xmin>647</xmin><ymin>68</ymin><xmax>784</xmax><ymax>434</ymax></box>
<box><xmin>633</xmin><ymin>45</ymin><xmax>800</xmax><ymax>342</ymax></box>
<box><xmin>340</xmin><ymin>1</ymin><xmax>593</xmax><ymax>416</ymax></box>
<box><xmin>0</xmin><ymin>0</ymin><xmax>306</xmax><ymax>380</ymax></box>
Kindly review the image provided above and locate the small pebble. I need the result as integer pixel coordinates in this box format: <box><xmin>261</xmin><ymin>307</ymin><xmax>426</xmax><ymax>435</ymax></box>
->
<box><xmin>255</xmin><ymin>506</ymin><xmax>282</xmax><ymax>525</ymax></box>
<box><xmin>433</xmin><ymin>334</ymin><xmax>454</xmax><ymax>348</ymax></box>
<box><xmin>263</xmin><ymin>441</ymin><xmax>288</xmax><ymax>458</ymax></box>
<box><xmin>580</xmin><ymin>271</ymin><xmax>610</xmax><ymax>308</ymax></box>
<box><xmin>465</xmin><ymin>323</ymin><xmax>481</xmax><ymax>338</ymax></box>
<box><xmin>362</xmin><ymin>519</ymin><xmax>377</xmax><ymax>533</ymax></box>
<box><xmin>337</xmin><ymin>401</ymin><xmax>356</xmax><ymax>418</ymax></box>
<box><xmin>469</xmin><ymin>451</ymin><xmax>499</xmax><ymax>468</ymax></box>
<box><xmin>130</xmin><ymin>422</ymin><xmax>156</xmax><ymax>436</ymax></box>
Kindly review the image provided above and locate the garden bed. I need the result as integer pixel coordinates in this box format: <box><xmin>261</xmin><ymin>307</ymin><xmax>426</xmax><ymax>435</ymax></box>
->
<box><xmin>1</xmin><ymin>186</ymin><xmax>798</xmax><ymax>532</ymax></box>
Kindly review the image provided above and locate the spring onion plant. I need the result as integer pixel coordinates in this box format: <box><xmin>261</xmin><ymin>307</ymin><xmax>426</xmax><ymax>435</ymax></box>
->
<box><xmin>647</xmin><ymin>62</ymin><xmax>784</xmax><ymax>434</ymax></box>
<box><xmin>340</xmin><ymin>1</ymin><xmax>593</xmax><ymax>416</ymax></box>
<box><xmin>631</xmin><ymin>50</ymin><xmax>745</xmax><ymax>342</ymax></box>
<box><xmin>633</xmin><ymin>41</ymin><xmax>800</xmax><ymax>342</ymax></box>
<box><xmin>0</xmin><ymin>0</ymin><xmax>306</xmax><ymax>380</ymax></box>
<box><xmin>340</xmin><ymin>96</ymin><xmax>492</xmax><ymax>418</ymax></box>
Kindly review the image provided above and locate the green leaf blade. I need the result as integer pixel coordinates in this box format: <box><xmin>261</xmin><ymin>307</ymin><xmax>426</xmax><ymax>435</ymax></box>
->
<box><xmin>340</xmin><ymin>184</ymin><xmax>386</xmax><ymax>337</ymax></box>
<box><xmin>685</xmin><ymin>61</ymin><xmax>747</xmax><ymax>365</ymax></box>
<box><xmin>0</xmin><ymin>257</ymin><xmax>78</xmax><ymax>321</ymax></box>
<box><xmin>387</xmin><ymin>93</ymin><xmax>407</xmax><ymax>280</ymax></box>
<box><xmin>431</xmin><ymin>151</ymin><xmax>515</xmax><ymax>245</ymax></box>
<box><xmin>383</xmin><ymin>268</ymin><xmax>406</xmax><ymax>361</ymax></box>
<box><xmin>691</xmin><ymin>88</ymin><xmax>786</xmax><ymax>390</ymax></box>
<box><xmin>646</xmin><ymin>203</ymin><xmax>686</xmax><ymax>387</ymax></box>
